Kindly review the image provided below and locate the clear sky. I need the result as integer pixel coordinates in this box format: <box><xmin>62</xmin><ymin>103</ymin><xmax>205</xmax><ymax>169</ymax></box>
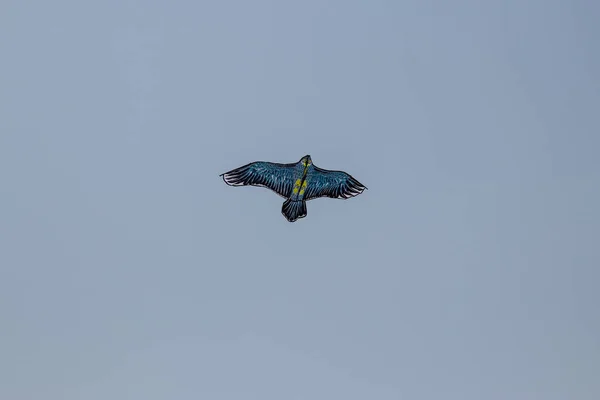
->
<box><xmin>1</xmin><ymin>1</ymin><xmax>599</xmax><ymax>399</ymax></box>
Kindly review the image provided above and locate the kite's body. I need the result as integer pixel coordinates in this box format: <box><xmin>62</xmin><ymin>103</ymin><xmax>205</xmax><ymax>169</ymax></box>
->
<box><xmin>220</xmin><ymin>155</ymin><xmax>367</xmax><ymax>222</ymax></box>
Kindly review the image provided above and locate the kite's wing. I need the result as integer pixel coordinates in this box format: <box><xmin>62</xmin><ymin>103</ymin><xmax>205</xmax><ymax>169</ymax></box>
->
<box><xmin>304</xmin><ymin>166</ymin><xmax>367</xmax><ymax>200</ymax></box>
<box><xmin>220</xmin><ymin>161</ymin><xmax>297</xmax><ymax>198</ymax></box>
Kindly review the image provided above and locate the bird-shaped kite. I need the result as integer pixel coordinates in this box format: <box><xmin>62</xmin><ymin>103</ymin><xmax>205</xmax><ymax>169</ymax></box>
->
<box><xmin>220</xmin><ymin>155</ymin><xmax>367</xmax><ymax>222</ymax></box>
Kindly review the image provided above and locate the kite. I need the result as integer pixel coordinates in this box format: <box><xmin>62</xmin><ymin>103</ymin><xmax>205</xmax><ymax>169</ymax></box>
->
<box><xmin>220</xmin><ymin>155</ymin><xmax>367</xmax><ymax>222</ymax></box>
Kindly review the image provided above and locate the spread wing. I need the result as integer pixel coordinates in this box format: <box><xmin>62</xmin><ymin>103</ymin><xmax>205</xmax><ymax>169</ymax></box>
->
<box><xmin>304</xmin><ymin>166</ymin><xmax>367</xmax><ymax>200</ymax></box>
<box><xmin>220</xmin><ymin>161</ymin><xmax>297</xmax><ymax>198</ymax></box>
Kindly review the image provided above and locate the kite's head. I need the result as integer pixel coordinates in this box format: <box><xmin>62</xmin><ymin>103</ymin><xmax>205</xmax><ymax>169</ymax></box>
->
<box><xmin>301</xmin><ymin>155</ymin><xmax>312</xmax><ymax>167</ymax></box>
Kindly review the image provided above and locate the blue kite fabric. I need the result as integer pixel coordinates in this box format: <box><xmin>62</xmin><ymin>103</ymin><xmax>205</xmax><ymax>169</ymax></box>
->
<box><xmin>220</xmin><ymin>155</ymin><xmax>367</xmax><ymax>222</ymax></box>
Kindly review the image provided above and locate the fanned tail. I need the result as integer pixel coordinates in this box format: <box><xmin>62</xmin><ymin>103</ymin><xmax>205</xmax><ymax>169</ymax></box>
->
<box><xmin>281</xmin><ymin>199</ymin><xmax>307</xmax><ymax>222</ymax></box>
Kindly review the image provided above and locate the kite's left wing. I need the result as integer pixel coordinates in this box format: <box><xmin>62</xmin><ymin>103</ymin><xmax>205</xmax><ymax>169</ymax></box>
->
<box><xmin>220</xmin><ymin>161</ymin><xmax>297</xmax><ymax>198</ymax></box>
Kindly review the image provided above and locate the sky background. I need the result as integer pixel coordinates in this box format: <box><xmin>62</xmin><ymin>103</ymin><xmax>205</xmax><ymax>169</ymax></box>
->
<box><xmin>1</xmin><ymin>0</ymin><xmax>599</xmax><ymax>399</ymax></box>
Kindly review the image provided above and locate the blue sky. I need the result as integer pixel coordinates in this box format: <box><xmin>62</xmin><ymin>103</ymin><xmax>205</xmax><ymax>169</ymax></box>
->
<box><xmin>1</xmin><ymin>1</ymin><xmax>599</xmax><ymax>399</ymax></box>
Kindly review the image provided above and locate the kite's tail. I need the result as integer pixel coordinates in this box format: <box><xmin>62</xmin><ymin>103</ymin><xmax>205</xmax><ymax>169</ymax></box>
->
<box><xmin>281</xmin><ymin>199</ymin><xmax>307</xmax><ymax>222</ymax></box>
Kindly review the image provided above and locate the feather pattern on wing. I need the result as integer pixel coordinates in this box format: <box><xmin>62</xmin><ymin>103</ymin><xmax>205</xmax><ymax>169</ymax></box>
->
<box><xmin>220</xmin><ymin>161</ymin><xmax>297</xmax><ymax>198</ymax></box>
<box><xmin>304</xmin><ymin>166</ymin><xmax>367</xmax><ymax>200</ymax></box>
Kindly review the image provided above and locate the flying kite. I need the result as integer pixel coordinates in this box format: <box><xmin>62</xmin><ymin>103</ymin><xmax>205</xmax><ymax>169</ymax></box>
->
<box><xmin>220</xmin><ymin>155</ymin><xmax>367</xmax><ymax>222</ymax></box>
